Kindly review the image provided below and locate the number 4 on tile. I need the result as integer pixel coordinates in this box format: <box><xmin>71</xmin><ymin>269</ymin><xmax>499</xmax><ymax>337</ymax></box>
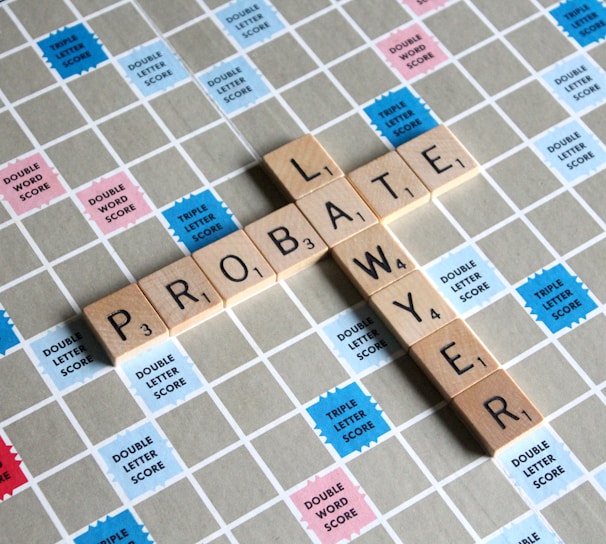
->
<box><xmin>369</xmin><ymin>269</ymin><xmax>457</xmax><ymax>350</ymax></box>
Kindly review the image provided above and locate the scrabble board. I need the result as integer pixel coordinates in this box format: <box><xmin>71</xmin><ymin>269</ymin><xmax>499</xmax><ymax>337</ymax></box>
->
<box><xmin>1</xmin><ymin>0</ymin><xmax>605</xmax><ymax>543</ymax></box>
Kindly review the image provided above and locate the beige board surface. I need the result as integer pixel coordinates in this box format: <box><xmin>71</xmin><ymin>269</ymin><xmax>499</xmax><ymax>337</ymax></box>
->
<box><xmin>5</xmin><ymin>1</ymin><xmax>606</xmax><ymax>540</ymax></box>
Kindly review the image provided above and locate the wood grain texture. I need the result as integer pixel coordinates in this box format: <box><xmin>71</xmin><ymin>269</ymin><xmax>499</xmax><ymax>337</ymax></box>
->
<box><xmin>397</xmin><ymin>125</ymin><xmax>478</xmax><ymax>196</ymax></box>
<box><xmin>138</xmin><ymin>256</ymin><xmax>223</xmax><ymax>335</ymax></box>
<box><xmin>192</xmin><ymin>229</ymin><xmax>276</xmax><ymax>305</ymax></box>
<box><xmin>245</xmin><ymin>203</ymin><xmax>328</xmax><ymax>279</ymax></box>
<box><xmin>369</xmin><ymin>269</ymin><xmax>457</xmax><ymax>351</ymax></box>
<box><xmin>296</xmin><ymin>177</ymin><xmax>378</xmax><ymax>248</ymax></box>
<box><xmin>410</xmin><ymin>318</ymin><xmax>500</xmax><ymax>399</ymax></box>
<box><xmin>83</xmin><ymin>283</ymin><xmax>169</xmax><ymax>365</ymax></box>
<box><xmin>347</xmin><ymin>150</ymin><xmax>430</xmax><ymax>222</ymax></box>
<box><xmin>262</xmin><ymin>133</ymin><xmax>343</xmax><ymax>200</ymax></box>
<box><xmin>451</xmin><ymin>369</ymin><xmax>544</xmax><ymax>456</ymax></box>
<box><xmin>332</xmin><ymin>223</ymin><xmax>416</xmax><ymax>297</ymax></box>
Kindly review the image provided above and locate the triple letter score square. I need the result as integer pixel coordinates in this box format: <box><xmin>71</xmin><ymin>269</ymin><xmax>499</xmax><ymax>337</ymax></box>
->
<box><xmin>78</xmin><ymin>124</ymin><xmax>546</xmax><ymax>458</ymax></box>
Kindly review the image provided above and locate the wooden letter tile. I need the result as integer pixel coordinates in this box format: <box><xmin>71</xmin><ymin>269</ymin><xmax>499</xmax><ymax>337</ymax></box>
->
<box><xmin>451</xmin><ymin>370</ymin><xmax>544</xmax><ymax>456</ymax></box>
<box><xmin>262</xmin><ymin>134</ymin><xmax>344</xmax><ymax>200</ymax></box>
<box><xmin>138</xmin><ymin>256</ymin><xmax>223</xmax><ymax>335</ymax></box>
<box><xmin>296</xmin><ymin>177</ymin><xmax>378</xmax><ymax>248</ymax></box>
<box><xmin>245</xmin><ymin>203</ymin><xmax>328</xmax><ymax>280</ymax></box>
<box><xmin>83</xmin><ymin>283</ymin><xmax>169</xmax><ymax>365</ymax></box>
<box><xmin>409</xmin><ymin>318</ymin><xmax>500</xmax><ymax>399</ymax></box>
<box><xmin>192</xmin><ymin>229</ymin><xmax>276</xmax><ymax>305</ymax></box>
<box><xmin>369</xmin><ymin>270</ymin><xmax>457</xmax><ymax>351</ymax></box>
<box><xmin>347</xmin><ymin>150</ymin><xmax>430</xmax><ymax>223</ymax></box>
<box><xmin>332</xmin><ymin>223</ymin><xmax>416</xmax><ymax>298</ymax></box>
<box><xmin>396</xmin><ymin>125</ymin><xmax>478</xmax><ymax>196</ymax></box>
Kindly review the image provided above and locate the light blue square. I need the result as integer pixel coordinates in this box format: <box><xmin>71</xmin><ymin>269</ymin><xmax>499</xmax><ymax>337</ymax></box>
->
<box><xmin>322</xmin><ymin>304</ymin><xmax>401</xmax><ymax>373</ymax></box>
<box><xmin>99</xmin><ymin>422</ymin><xmax>181</xmax><ymax>500</ymax></box>
<box><xmin>487</xmin><ymin>513</ymin><xmax>563</xmax><ymax>544</ymax></box>
<box><xmin>118</xmin><ymin>40</ymin><xmax>188</xmax><ymax>97</ymax></box>
<box><xmin>497</xmin><ymin>426</ymin><xmax>583</xmax><ymax>504</ymax></box>
<box><xmin>543</xmin><ymin>54</ymin><xmax>606</xmax><ymax>113</ymax></box>
<box><xmin>216</xmin><ymin>0</ymin><xmax>284</xmax><ymax>48</ymax></box>
<box><xmin>30</xmin><ymin>318</ymin><xmax>107</xmax><ymax>390</ymax></box>
<box><xmin>425</xmin><ymin>245</ymin><xmax>505</xmax><ymax>314</ymax></box>
<box><xmin>364</xmin><ymin>87</ymin><xmax>438</xmax><ymax>147</ymax></box>
<box><xmin>534</xmin><ymin>120</ymin><xmax>606</xmax><ymax>182</ymax></box>
<box><xmin>121</xmin><ymin>340</ymin><xmax>203</xmax><ymax>412</ymax></box>
<box><xmin>200</xmin><ymin>56</ymin><xmax>269</xmax><ymax>115</ymax></box>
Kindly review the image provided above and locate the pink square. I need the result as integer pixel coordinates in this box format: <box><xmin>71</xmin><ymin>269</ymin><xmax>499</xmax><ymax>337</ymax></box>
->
<box><xmin>0</xmin><ymin>153</ymin><xmax>66</xmax><ymax>215</ymax></box>
<box><xmin>378</xmin><ymin>23</ymin><xmax>448</xmax><ymax>80</ymax></box>
<box><xmin>401</xmin><ymin>0</ymin><xmax>451</xmax><ymax>16</ymax></box>
<box><xmin>77</xmin><ymin>172</ymin><xmax>152</xmax><ymax>235</ymax></box>
<box><xmin>290</xmin><ymin>467</ymin><xmax>376</xmax><ymax>543</ymax></box>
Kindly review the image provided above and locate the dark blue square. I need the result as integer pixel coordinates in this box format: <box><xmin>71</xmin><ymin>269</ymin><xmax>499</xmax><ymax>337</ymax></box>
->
<box><xmin>307</xmin><ymin>382</ymin><xmax>390</xmax><ymax>457</ymax></box>
<box><xmin>163</xmin><ymin>190</ymin><xmax>238</xmax><ymax>252</ymax></box>
<box><xmin>517</xmin><ymin>264</ymin><xmax>597</xmax><ymax>333</ymax></box>
<box><xmin>39</xmin><ymin>23</ymin><xmax>107</xmax><ymax>79</ymax></box>
<box><xmin>551</xmin><ymin>0</ymin><xmax>606</xmax><ymax>47</ymax></box>
<box><xmin>75</xmin><ymin>509</ymin><xmax>151</xmax><ymax>544</ymax></box>
<box><xmin>364</xmin><ymin>87</ymin><xmax>437</xmax><ymax>147</ymax></box>
<box><xmin>0</xmin><ymin>310</ymin><xmax>19</xmax><ymax>356</ymax></box>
